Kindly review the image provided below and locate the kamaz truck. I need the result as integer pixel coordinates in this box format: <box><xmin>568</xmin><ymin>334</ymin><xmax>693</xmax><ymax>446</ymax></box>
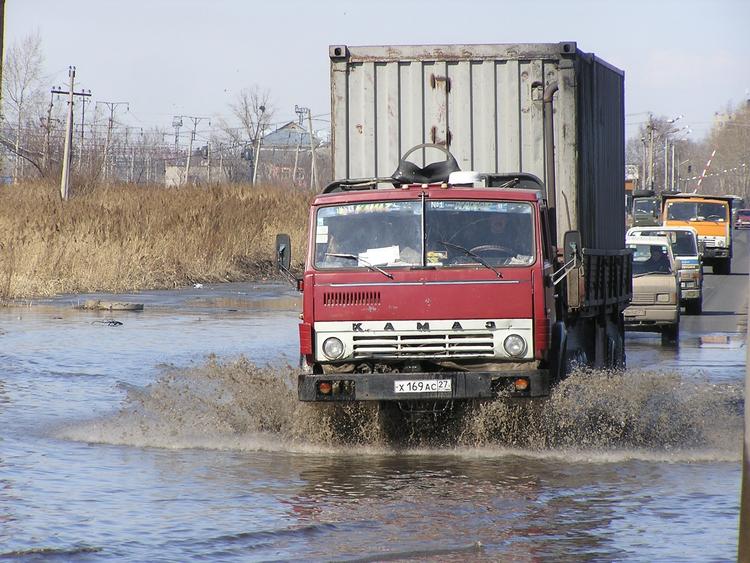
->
<box><xmin>277</xmin><ymin>43</ymin><xmax>632</xmax><ymax>413</ymax></box>
<box><xmin>662</xmin><ymin>193</ymin><xmax>733</xmax><ymax>274</ymax></box>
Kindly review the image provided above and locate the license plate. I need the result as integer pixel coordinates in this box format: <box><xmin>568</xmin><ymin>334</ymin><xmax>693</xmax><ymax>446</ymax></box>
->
<box><xmin>394</xmin><ymin>379</ymin><xmax>452</xmax><ymax>393</ymax></box>
<box><xmin>626</xmin><ymin>308</ymin><xmax>645</xmax><ymax>317</ymax></box>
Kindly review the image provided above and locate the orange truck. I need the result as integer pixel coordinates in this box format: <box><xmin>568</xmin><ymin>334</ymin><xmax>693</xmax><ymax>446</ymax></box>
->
<box><xmin>661</xmin><ymin>194</ymin><xmax>733</xmax><ymax>274</ymax></box>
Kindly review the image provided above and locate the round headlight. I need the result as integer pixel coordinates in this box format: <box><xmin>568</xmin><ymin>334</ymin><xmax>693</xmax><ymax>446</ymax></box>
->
<box><xmin>503</xmin><ymin>334</ymin><xmax>527</xmax><ymax>358</ymax></box>
<box><xmin>322</xmin><ymin>337</ymin><xmax>345</xmax><ymax>359</ymax></box>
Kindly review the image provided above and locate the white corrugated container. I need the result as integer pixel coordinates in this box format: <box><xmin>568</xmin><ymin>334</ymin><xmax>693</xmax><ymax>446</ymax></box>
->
<box><xmin>329</xmin><ymin>42</ymin><xmax>625</xmax><ymax>250</ymax></box>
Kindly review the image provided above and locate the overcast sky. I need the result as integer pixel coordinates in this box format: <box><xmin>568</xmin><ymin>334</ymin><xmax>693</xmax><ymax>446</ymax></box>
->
<box><xmin>5</xmin><ymin>0</ymin><xmax>749</xmax><ymax>142</ymax></box>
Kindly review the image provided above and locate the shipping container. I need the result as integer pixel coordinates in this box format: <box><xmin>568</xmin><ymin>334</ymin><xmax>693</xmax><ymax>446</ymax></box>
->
<box><xmin>329</xmin><ymin>42</ymin><xmax>625</xmax><ymax>250</ymax></box>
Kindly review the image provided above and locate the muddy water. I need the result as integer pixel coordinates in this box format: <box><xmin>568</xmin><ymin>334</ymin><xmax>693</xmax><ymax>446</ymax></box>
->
<box><xmin>0</xmin><ymin>281</ymin><xmax>745</xmax><ymax>561</ymax></box>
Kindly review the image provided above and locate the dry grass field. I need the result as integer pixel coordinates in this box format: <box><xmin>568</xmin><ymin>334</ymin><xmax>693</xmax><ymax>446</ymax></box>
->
<box><xmin>0</xmin><ymin>181</ymin><xmax>312</xmax><ymax>299</ymax></box>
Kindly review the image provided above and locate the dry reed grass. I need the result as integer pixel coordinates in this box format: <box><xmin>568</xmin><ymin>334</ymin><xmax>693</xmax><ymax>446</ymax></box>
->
<box><xmin>0</xmin><ymin>180</ymin><xmax>312</xmax><ymax>298</ymax></box>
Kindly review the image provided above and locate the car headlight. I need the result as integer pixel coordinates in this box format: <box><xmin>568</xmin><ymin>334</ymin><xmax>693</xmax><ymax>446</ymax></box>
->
<box><xmin>656</xmin><ymin>293</ymin><xmax>672</xmax><ymax>303</ymax></box>
<box><xmin>503</xmin><ymin>334</ymin><xmax>527</xmax><ymax>358</ymax></box>
<box><xmin>322</xmin><ymin>337</ymin><xmax>345</xmax><ymax>359</ymax></box>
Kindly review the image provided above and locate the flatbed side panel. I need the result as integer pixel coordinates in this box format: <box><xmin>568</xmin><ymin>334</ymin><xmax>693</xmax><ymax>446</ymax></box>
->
<box><xmin>519</xmin><ymin>58</ymin><xmax>545</xmax><ymax>181</ymax></box>
<box><xmin>495</xmin><ymin>59</ymin><xmax>518</xmax><ymax>173</ymax></box>
<box><xmin>377</xmin><ymin>61</ymin><xmax>400</xmax><ymax>179</ymax></box>
<box><xmin>447</xmin><ymin>60</ymin><xmax>472</xmax><ymax>170</ymax></box>
<box><xmin>575</xmin><ymin>55</ymin><xmax>626</xmax><ymax>250</ymax></box>
<box><xmin>400</xmin><ymin>61</ymin><xmax>425</xmax><ymax>168</ymax></box>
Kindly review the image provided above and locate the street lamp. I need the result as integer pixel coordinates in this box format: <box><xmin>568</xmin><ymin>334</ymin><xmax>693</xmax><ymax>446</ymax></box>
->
<box><xmin>663</xmin><ymin>116</ymin><xmax>685</xmax><ymax>191</ymax></box>
<box><xmin>671</xmin><ymin>129</ymin><xmax>691</xmax><ymax>191</ymax></box>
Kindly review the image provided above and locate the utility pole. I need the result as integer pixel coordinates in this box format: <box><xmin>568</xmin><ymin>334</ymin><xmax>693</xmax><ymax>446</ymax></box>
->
<box><xmin>647</xmin><ymin>115</ymin><xmax>655</xmax><ymax>190</ymax></box>
<box><xmin>296</xmin><ymin>105</ymin><xmax>317</xmax><ymax>190</ymax></box>
<box><xmin>663</xmin><ymin>139</ymin><xmax>669</xmax><ymax>192</ymax></box>
<box><xmin>207</xmin><ymin>141</ymin><xmax>211</xmax><ymax>184</ymax></box>
<box><xmin>183</xmin><ymin>115</ymin><xmax>208</xmax><ymax>186</ymax></box>
<box><xmin>307</xmin><ymin>110</ymin><xmax>317</xmax><ymax>191</ymax></box>
<box><xmin>56</xmin><ymin>67</ymin><xmax>92</xmax><ymax>201</ymax></box>
<box><xmin>172</xmin><ymin>116</ymin><xmax>182</xmax><ymax>152</ymax></box>
<box><xmin>251</xmin><ymin>105</ymin><xmax>266</xmax><ymax>185</ymax></box>
<box><xmin>97</xmin><ymin>100</ymin><xmax>129</xmax><ymax>181</ymax></box>
<box><xmin>42</xmin><ymin>90</ymin><xmax>56</xmax><ymax>172</ymax></box>
<box><xmin>77</xmin><ymin>92</ymin><xmax>91</xmax><ymax>170</ymax></box>
<box><xmin>293</xmin><ymin>105</ymin><xmax>305</xmax><ymax>187</ymax></box>
<box><xmin>670</xmin><ymin>142</ymin><xmax>675</xmax><ymax>192</ymax></box>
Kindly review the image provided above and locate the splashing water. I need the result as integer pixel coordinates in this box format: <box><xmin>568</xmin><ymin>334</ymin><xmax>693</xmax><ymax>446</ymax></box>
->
<box><xmin>58</xmin><ymin>360</ymin><xmax>743</xmax><ymax>459</ymax></box>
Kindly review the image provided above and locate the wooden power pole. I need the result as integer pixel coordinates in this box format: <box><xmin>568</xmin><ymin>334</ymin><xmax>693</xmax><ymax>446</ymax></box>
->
<box><xmin>57</xmin><ymin>67</ymin><xmax>91</xmax><ymax>200</ymax></box>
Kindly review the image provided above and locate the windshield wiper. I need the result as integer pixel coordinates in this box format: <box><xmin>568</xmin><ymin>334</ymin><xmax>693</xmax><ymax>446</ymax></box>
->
<box><xmin>439</xmin><ymin>241</ymin><xmax>503</xmax><ymax>278</ymax></box>
<box><xmin>325</xmin><ymin>253</ymin><xmax>394</xmax><ymax>279</ymax></box>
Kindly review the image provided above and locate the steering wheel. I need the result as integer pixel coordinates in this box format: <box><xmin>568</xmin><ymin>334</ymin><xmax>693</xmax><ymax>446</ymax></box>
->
<box><xmin>469</xmin><ymin>244</ymin><xmax>513</xmax><ymax>255</ymax></box>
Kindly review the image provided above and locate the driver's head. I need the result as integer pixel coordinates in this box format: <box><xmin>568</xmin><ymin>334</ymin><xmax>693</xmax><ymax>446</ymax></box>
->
<box><xmin>489</xmin><ymin>214</ymin><xmax>509</xmax><ymax>234</ymax></box>
<box><xmin>650</xmin><ymin>246</ymin><xmax>666</xmax><ymax>261</ymax></box>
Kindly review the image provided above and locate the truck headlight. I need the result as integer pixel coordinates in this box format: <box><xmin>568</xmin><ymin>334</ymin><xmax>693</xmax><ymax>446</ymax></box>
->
<box><xmin>656</xmin><ymin>293</ymin><xmax>671</xmax><ymax>303</ymax></box>
<box><xmin>503</xmin><ymin>334</ymin><xmax>527</xmax><ymax>357</ymax></box>
<box><xmin>322</xmin><ymin>337</ymin><xmax>345</xmax><ymax>359</ymax></box>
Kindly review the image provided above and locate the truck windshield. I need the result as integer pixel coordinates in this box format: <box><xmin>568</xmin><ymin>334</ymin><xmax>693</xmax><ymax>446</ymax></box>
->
<box><xmin>629</xmin><ymin>243</ymin><xmax>673</xmax><ymax>275</ymax></box>
<box><xmin>314</xmin><ymin>200</ymin><xmax>534</xmax><ymax>269</ymax></box>
<box><xmin>633</xmin><ymin>199</ymin><xmax>658</xmax><ymax>215</ymax></box>
<box><xmin>666</xmin><ymin>201</ymin><xmax>727</xmax><ymax>222</ymax></box>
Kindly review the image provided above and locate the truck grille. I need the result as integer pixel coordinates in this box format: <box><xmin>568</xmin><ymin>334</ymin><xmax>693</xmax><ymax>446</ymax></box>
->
<box><xmin>631</xmin><ymin>293</ymin><xmax>655</xmax><ymax>305</ymax></box>
<box><xmin>352</xmin><ymin>331</ymin><xmax>495</xmax><ymax>358</ymax></box>
<box><xmin>701</xmin><ymin>236</ymin><xmax>720</xmax><ymax>248</ymax></box>
<box><xmin>323</xmin><ymin>291</ymin><xmax>381</xmax><ymax>307</ymax></box>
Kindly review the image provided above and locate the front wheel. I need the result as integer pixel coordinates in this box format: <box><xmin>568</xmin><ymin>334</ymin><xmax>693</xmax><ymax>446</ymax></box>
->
<box><xmin>685</xmin><ymin>295</ymin><xmax>703</xmax><ymax>315</ymax></box>
<box><xmin>661</xmin><ymin>323</ymin><xmax>680</xmax><ymax>346</ymax></box>
<box><xmin>713</xmin><ymin>258</ymin><xmax>731</xmax><ymax>275</ymax></box>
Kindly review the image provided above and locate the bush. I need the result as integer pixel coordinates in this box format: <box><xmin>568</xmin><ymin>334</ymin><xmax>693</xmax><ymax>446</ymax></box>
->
<box><xmin>0</xmin><ymin>180</ymin><xmax>311</xmax><ymax>298</ymax></box>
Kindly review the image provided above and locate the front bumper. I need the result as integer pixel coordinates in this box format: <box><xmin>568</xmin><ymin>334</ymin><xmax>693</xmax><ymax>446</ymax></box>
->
<box><xmin>703</xmin><ymin>247</ymin><xmax>730</xmax><ymax>259</ymax></box>
<box><xmin>298</xmin><ymin>369</ymin><xmax>550</xmax><ymax>401</ymax></box>
<box><xmin>624</xmin><ymin>304</ymin><xmax>678</xmax><ymax>327</ymax></box>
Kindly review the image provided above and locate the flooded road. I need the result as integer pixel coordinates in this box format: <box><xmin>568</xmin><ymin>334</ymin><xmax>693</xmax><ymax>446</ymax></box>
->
<box><xmin>1</xmin><ymin>233</ymin><xmax>747</xmax><ymax>561</ymax></box>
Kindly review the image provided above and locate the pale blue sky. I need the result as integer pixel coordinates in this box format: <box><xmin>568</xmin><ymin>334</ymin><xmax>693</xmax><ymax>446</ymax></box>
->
<box><xmin>6</xmin><ymin>0</ymin><xmax>749</xmax><ymax>141</ymax></box>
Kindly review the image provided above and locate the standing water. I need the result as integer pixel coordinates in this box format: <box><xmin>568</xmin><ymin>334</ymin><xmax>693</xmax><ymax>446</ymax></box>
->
<box><xmin>0</xmin><ymin>281</ymin><xmax>744</xmax><ymax>561</ymax></box>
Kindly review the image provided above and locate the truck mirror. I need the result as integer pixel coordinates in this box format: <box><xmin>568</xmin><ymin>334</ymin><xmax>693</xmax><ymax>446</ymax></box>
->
<box><xmin>673</xmin><ymin>258</ymin><xmax>682</xmax><ymax>271</ymax></box>
<box><xmin>563</xmin><ymin>230</ymin><xmax>581</xmax><ymax>265</ymax></box>
<box><xmin>563</xmin><ymin>230</ymin><xmax>583</xmax><ymax>310</ymax></box>
<box><xmin>275</xmin><ymin>234</ymin><xmax>292</xmax><ymax>272</ymax></box>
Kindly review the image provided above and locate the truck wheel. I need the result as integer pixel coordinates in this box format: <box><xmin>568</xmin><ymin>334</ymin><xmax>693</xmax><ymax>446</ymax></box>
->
<box><xmin>685</xmin><ymin>296</ymin><xmax>703</xmax><ymax>315</ymax></box>
<box><xmin>565</xmin><ymin>348</ymin><xmax>588</xmax><ymax>374</ymax></box>
<box><xmin>377</xmin><ymin>401</ymin><xmax>406</xmax><ymax>444</ymax></box>
<box><xmin>661</xmin><ymin>323</ymin><xmax>680</xmax><ymax>346</ymax></box>
<box><xmin>714</xmin><ymin>259</ymin><xmax>731</xmax><ymax>275</ymax></box>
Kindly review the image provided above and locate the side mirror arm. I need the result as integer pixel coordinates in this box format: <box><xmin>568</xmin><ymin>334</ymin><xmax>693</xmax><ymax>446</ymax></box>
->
<box><xmin>277</xmin><ymin>246</ymin><xmax>301</xmax><ymax>289</ymax></box>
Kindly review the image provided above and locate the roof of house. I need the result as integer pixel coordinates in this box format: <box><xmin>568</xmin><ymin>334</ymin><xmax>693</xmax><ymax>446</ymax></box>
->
<box><xmin>261</xmin><ymin>121</ymin><xmax>316</xmax><ymax>148</ymax></box>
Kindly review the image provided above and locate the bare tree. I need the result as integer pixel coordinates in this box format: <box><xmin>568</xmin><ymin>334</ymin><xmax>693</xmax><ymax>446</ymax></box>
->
<box><xmin>230</xmin><ymin>86</ymin><xmax>274</xmax><ymax>143</ymax></box>
<box><xmin>2</xmin><ymin>32</ymin><xmax>45</xmax><ymax>182</ymax></box>
<box><xmin>215</xmin><ymin>86</ymin><xmax>275</xmax><ymax>182</ymax></box>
